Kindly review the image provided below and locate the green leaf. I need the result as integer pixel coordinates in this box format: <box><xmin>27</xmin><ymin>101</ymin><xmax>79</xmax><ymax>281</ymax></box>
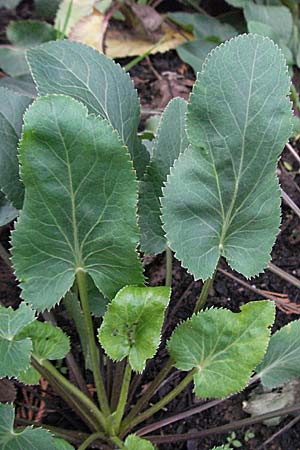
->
<box><xmin>168</xmin><ymin>301</ymin><xmax>275</xmax><ymax>398</ymax></box>
<box><xmin>0</xmin><ymin>21</ymin><xmax>56</xmax><ymax>77</ymax></box>
<box><xmin>0</xmin><ymin>191</ymin><xmax>18</xmax><ymax>227</ymax></box>
<box><xmin>18</xmin><ymin>321</ymin><xmax>70</xmax><ymax>361</ymax></box>
<box><xmin>27</xmin><ymin>40</ymin><xmax>147</xmax><ymax>175</ymax></box>
<box><xmin>35</xmin><ymin>0</ymin><xmax>60</xmax><ymax>19</ymax></box>
<box><xmin>0</xmin><ymin>0</ymin><xmax>21</xmax><ymax>8</ymax></box>
<box><xmin>139</xmin><ymin>98</ymin><xmax>188</xmax><ymax>254</ymax></box>
<box><xmin>256</xmin><ymin>320</ymin><xmax>300</xmax><ymax>388</ymax></box>
<box><xmin>211</xmin><ymin>447</ymin><xmax>231</xmax><ymax>450</ymax></box>
<box><xmin>177</xmin><ymin>39</ymin><xmax>217</xmax><ymax>75</ymax></box>
<box><xmin>0</xmin><ymin>403</ymin><xmax>57</xmax><ymax>450</ymax></box>
<box><xmin>0</xmin><ymin>74</ymin><xmax>37</xmax><ymax>98</ymax></box>
<box><xmin>225</xmin><ymin>0</ymin><xmax>249</xmax><ymax>6</ymax></box>
<box><xmin>54</xmin><ymin>438</ymin><xmax>75</xmax><ymax>450</ymax></box>
<box><xmin>162</xmin><ymin>35</ymin><xmax>292</xmax><ymax>280</ymax></box>
<box><xmin>244</xmin><ymin>3</ymin><xmax>293</xmax><ymax>44</ymax></box>
<box><xmin>17</xmin><ymin>366</ymin><xmax>41</xmax><ymax>385</ymax></box>
<box><xmin>12</xmin><ymin>95</ymin><xmax>144</xmax><ymax>311</ymax></box>
<box><xmin>246</xmin><ymin>21</ymin><xmax>294</xmax><ymax>65</ymax></box>
<box><xmin>87</xmin><ymin>275</ymin><xmax>109</xmax><ymax>317</ymax></box>
<box><xmin>0</xmin><ymin>303</ymin><xmax>35</xmax><ymax>378</ymax></box>
<box><xmin>124</xmin><ymin>434</ymin><xmax>155</xmax><ymax>449</ymax></box>
<box><xmin>98</xmin><ymin>286</ymin><xmax>170</xmax><ymax>372</ymax></box>
<box><xmin>0</xmin><ymin>87</ymin><xmax>31</xmax><ymax>209</ymax></box>
<box><xmin>170</xmin><ymin>13</ymin><xmax>238</xmax><ymax>41</ymax></box>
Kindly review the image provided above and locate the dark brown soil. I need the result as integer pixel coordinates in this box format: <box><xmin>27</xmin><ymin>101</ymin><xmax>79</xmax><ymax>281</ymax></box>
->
<box><xmin>0</xmin><ymin>1</ymin><xmax>300</xmax><ymax>449</ymax></box>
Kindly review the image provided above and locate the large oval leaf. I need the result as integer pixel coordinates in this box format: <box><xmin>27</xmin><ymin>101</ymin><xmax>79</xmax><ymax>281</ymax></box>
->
<box><xmin>139</xmin><ymin>97</ymin><xmax>188</xmax><ymax>255</ymax></box>
<box><xmin>0</xmin><ymin>87</ymin><xmax>31</xmax><ymax>209</ymax></box>
<box><xmin>27</xmin><ymin>40</ymin><xmax>147</xmax><ymax>176</ymax></box>
<box><xmin>12</xmin><ymin>95</ymin><xmax>144</xmax><ymax>311</ymax></box>
<box><xmin>162</xmin><ymin>34</ymin><xmax>292</xmax><ymax>280</ymax></box>
<box><xmin>168</xmin><ymin>300</ymin><xmax>275</xmax><ymax>398</ymax></box>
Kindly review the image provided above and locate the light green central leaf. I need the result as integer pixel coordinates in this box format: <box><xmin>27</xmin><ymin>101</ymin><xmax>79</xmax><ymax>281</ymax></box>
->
<box><xmin>98</xmin><ymin>286</ymin><xmax>170</xmax><ymax>372</ymax></box>
<box><xmin>162</xmin><ymin>34</ymin><xmax>292</xmax><ymax>280</ymax></box>
<box><xmin>168</xmin><ymin>300</ymin><xmax>275</xmax><ymax>398</ymax></box>
<box><xmin>124</xmin><ymin>434</ymin><xmax>155</xmax><ymax>449</ymax></box>
<box><xmin>12</xmin><ymin>95</ymin><xmax>144</xmax><ymax>311</ymax></box>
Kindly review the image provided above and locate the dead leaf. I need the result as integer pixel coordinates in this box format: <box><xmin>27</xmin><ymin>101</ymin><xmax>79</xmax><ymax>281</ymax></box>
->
<box><xmin>130</xmin><ymin>3</ymin><xmax>163</xmax><ymax>41</ymax></box>
<box><xmin>69</xmin><ymin>11</ymin><xmax>192</xmax><ymax>58</ymax></box>
<box><xmin>55</xmin><ymin>0</ymin><xmax>97</xmax><ymax>35</ymax></box>
<box><xmin>243</xmin><ymin>380</ymin><xmax>300</xmax><ymax>426</ymax></box>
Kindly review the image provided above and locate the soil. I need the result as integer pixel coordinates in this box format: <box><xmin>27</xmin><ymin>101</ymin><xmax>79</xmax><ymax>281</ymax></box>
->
<box><xmin>0</xmin><ymin>1</ymin><xmax>300</xmax><ymax>449</ymax></box>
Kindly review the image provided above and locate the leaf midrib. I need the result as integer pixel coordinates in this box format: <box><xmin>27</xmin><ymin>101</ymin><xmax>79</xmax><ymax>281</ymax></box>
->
<box><xmin>218</xmin><ymin>45</ymin><xmax>258</xmax><ymax>251</ymax></box>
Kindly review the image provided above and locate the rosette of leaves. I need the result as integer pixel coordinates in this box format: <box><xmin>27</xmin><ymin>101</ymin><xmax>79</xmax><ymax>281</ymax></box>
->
<box><xmin>0</xmin><ymin>304</ymin><xmax>70</xmax><ymax>383</ymax></box>
<box><xmin>162</xmin><ymin>34</ymin><xmax>292</xmax><ymax>280</ymax></box>
<box><xmin>168</xmin><ymin>301</ymin><xmax>275</xmax><ymax>398</ymax></box>
<box><xmin>0</xmin><ymin>403</ymin><xmax>72</xmax><ymax>450</ymax></box>
<box><xmin>98</xmin><ymin>286</ymin><xmax>170</xmax><ymax>372</ymax></box>
<box><xmin>11</xmin><ymin>95</ymin><xmax>144</xmax><ymax>311</ymax></box>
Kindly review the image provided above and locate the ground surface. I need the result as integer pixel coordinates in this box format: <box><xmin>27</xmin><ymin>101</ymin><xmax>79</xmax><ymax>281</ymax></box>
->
<box><xmin>0</xmin><ymin>1</ymin><xmax>300</xmax><ymax>449</ymax></box>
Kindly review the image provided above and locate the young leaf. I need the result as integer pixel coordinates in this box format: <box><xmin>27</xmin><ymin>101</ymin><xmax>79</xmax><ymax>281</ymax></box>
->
<box><xmin>98</xmin><ymin>286</ymin><xmax>170</xmax><ymax>372</ymax></box>
<box><xmin>0</xmin><ymin>192</ymin><xmax>18</xmax><ymax>227</ymax></box>
<box><xmin>256</xmin><ymin>320</ymin><xmax>300</xmax><ymax>388</ymax></box>
<box><xmin>124</xmin><ymin>434</ymin><xmax>155</xmax><ymax>449</ymax></box>
<box><xmin>12</xmin><ymin>95</ymin><xmax>144</xmax><ymax>311</ymax></box>
<box><xmin>0</xmin><ymin>87</ymin><xmax>31</xmax><ymax>209</ymax></box>
<box><xmin>168</xmin><ymin>301</ymin><xmax>275</xmax><ymax>398</ymax></box>
<box><xmin>0</xmin><ymin>403</ymin><xmax>57</xmax><ymax>450</ymax></box>
<box><xmin>0</xmin><ymin>303</ymin><xmax>35</xmax><ymax>378</ymax></box>
<box><xmin>17</xmin><ymin>311</ymin><xmax>86</xmax><ymax>385</ymax></box>
<box><xmin>139</xmin><ymin>98</ymin><xmax>188</xmax><ymax>254</ymax></box>
<box><xmin>0</xmin><ymin>21</ymin><xmax>56</xmax><ymax>77</ymax></box>
<box><xmin>27</xmin><ymin>40</ymin><xmax>147</xmax><ymax>175</ymax></box>
<box><xmin>18</xmin><ymin>321</ymin><xmax>70</xmax><ymax>361</ymax></box>
<box><xmin>162</xmin><ymin>34</ymin><xmax>292</xmax><ymax>280</ymax></box>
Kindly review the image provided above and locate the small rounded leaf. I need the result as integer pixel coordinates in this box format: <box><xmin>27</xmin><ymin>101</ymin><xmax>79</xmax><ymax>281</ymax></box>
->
<box><xmin>168</xmin><ymin>301</ymin><xmax>275</xmax><ymax>398</ymax></box>
<box><xmin>98</xmin><ymin>286</ymin><xmax>171</xmax><ymax>372</ymax></box>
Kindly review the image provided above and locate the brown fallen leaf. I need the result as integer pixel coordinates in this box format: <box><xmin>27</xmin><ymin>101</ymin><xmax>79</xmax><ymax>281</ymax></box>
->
<box><xmin>130</xmin><ymin>3</ymin><xmax>163</xmax><ymax>41</ymax></box>
<box><xmin>69</xmin><ymin>11</ymin><xmax>192</xmax><ymax>58</ymax></box>
<box><xmin>55</xmin><ymin>0</ymin><xmax>97</xmax><ymax>35</ymax></box>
